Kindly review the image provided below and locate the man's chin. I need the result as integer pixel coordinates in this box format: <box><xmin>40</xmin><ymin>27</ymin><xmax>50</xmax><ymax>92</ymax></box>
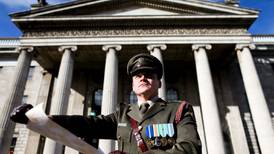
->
<box><xmin>135</xmin><ymin>90</ymin><xmax>153</xmax><ymax>96</ymax></box>
<box><xmin>136</xmin><ymin>88</ymin><xmax>150</xmax><ymax>93</ymax></box>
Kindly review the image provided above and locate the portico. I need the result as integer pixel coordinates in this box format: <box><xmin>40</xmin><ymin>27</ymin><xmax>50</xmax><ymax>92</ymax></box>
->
<box><xmin>1</xmin><ymin>0</ymin><xmax>274</xmax><ymax>154</ymax></box>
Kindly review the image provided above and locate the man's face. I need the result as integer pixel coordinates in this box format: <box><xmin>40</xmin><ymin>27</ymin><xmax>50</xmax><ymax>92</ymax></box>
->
<box><xmin>132</xmin><ymin>71</ymin><xmax>161</xmax><ymax>98</ymax></box>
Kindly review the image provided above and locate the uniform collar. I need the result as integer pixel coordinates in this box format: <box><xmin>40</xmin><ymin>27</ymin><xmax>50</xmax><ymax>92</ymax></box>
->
<box><xmin>128</xmin><ymin>97</ymin><xmax>166</xmax><ymax>123</ymax></box>
<box><xmin>137</xmin><ymin>96</ymin><xmax>159</xmax><ymax>108</ymax></box>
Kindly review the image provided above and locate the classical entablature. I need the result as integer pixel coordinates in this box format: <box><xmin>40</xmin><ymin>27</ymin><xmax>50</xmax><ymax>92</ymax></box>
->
<box><xmin>9</xmin><ymin>0</ymin><xmax>260</xmax><ymax>70</ymax></box>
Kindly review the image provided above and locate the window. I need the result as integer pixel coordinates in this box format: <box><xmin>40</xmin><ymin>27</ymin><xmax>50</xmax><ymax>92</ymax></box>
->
<box><xmin>28</xmin><ymin>66</ymin><xmax>35</xmax><ymax>80</ymax></box>
<box><xmin>22</xmin><ymin>95</ymin><xmax>28</xmax><ymax>104</ymax></box>
<box><xmin>94</xmin><ymin>89</ymin><xmax>103</xmax><ymax>107</ymax></box>
<box><xmin>167</xmin><ymin>88</ymin><xmax>179</xmax><ymax>101</ymax></box>
<box><xmin>271</xmin><ymin>63</ymin><xmax>274</xmax><ymax>72</ymax></box>
<box><xmin>87</xmin><ymin>89</ymin><xmax>103</xmax><ymax>116</ymax></box>
<box><xmin>129</xmin><ymin>91</ymin><xmax>137</xmax><ymax>104</ymax></box>
<box><xmin>0</xmin><ymin>66</ymin><xmax>3</xmax><ymax>74</ymax></box>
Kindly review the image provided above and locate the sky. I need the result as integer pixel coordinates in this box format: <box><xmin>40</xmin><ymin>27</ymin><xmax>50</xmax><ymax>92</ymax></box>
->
<box><xmin>0</xmin><ymin>0</ymin><xmax>273</xmax><ymax>37</ymax></box>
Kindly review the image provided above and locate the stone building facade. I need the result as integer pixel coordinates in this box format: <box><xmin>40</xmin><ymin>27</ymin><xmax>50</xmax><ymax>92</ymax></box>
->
<box><xmin>0</xmin><ymin>0</ymin><xmax>274</xmax><ymax>154</ymax></box>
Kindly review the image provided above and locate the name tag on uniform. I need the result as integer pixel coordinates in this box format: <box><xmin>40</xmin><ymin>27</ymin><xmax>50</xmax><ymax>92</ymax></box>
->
<box><xmin>118</xmin><ymin>123</ymin><xmax>127</xmax><ymax>127</ymax></box>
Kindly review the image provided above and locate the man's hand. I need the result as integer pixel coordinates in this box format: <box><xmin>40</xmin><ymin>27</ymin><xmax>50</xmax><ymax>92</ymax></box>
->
<box><xmin>10</xmin><ymin>104</ymin><xmax>33</xmax><ymax>124</ymax></box>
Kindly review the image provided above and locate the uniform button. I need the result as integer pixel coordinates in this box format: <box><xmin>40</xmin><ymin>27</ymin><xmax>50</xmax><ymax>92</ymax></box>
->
<box><xmin>138</xmin><ymin>126</ymin><xmax>143</xmax><ymax>131</ymax></box>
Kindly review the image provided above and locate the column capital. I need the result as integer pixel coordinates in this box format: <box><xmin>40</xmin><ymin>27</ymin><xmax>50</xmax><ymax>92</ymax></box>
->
<box><xmin>147</xmin><ymin>44</ymin><xmax>167</xmax><ymax>52</ymax></box>
<box><xmin>192</xmin><ymin>44</ymin><xmax>212</xmax><ymax>51</ymax></box>
<box><xmin>102</xmin><ymin>45</ymin><xmax>122</xmax><ymax>52</ymax></box>
<box><xmin>58</xmin><ymin>46</ymin><xmax>77</xmax><ymax>53</ymax></box>
<box><xmin>235</xmin><ymin>44</ymin><xmax>256</xmax><ymax>51</ymax></box>
<box><xmin>17</xmin><ymin>46</ymin><xmax>38</xmax><ymax>57</ymax></box>
<box><xmin>17</xmin><ymin>46</ymin><xmax>34</xmax><ymax>53</ymax></box>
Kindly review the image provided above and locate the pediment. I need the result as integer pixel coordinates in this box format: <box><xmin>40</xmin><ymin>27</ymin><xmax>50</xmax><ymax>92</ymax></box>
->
<box><xmin>11</xmin><ymin>0</ymin><xmax>259</xmax><ymax>31</ymax></box>
<box><xmin>12</xmin><ymin>0</ymin><xmax>258</xmax><ymax>18</ymax></box>
<box><xmin>94</xmin><ymin>6</ymin><xmax>181</xmax><ymax>16</ymax></box>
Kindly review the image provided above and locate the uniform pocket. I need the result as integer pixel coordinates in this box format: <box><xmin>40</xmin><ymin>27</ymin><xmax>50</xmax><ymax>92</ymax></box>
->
<box><xmin>117</xmin><ymin>125</ymin><xmax>132</xmax><ymax>152</ymax></box>
<box><xmin>117</xmin><ymin>125</ymin><xmax>131</xmax><ymax>141</ymax></box>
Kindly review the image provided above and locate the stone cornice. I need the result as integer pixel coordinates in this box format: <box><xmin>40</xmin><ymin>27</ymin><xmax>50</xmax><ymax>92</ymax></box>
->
<box><xmin>23</xmin><ymin>28</ymin><xmax>248</xmax><ymax>38</ymax></box>
<box><xmin>12</xmin><ymin>15</ymin><xmax>257</xmax><ymax>32</ymax></box>
<box><xmin>252</xmin><ymin>35</ymin><xmax>274</xmax><ymax>44</ymax></box>
<box><xmin>13</xmin><ymin>15</ymin><xmax>258</xmax><ymax>25</ymax></box>
<box><xmin>0</xmin><ymin>39</ymin><xmax>20</xmax><ymax>48</ymax></box>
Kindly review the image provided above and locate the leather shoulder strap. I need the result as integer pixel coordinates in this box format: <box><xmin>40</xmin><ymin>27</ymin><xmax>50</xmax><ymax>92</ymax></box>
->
<box><xmin>130</xmin><ymin>118</ymin><xmax>148</xmax><ymax>152</ymax></box>
<box><xmin>175</xmin><ymin>101</ymin><xmax>188</xmax><ymax>125</ymax></box>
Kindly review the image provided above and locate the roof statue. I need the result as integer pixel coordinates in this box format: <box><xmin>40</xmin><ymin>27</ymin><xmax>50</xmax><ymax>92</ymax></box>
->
<box><xmin>40</xmin><ymin>0</ymin><xmax>47</xmax><ymax>5</ymax></box>
<box><xmin>31</xmin><ymin>0</ymin><xmax>48</xmax><ymax>9</ymax></box>
<box><xmin>225</xmin><ymin>0</ymin><xmax>239</xmax><ymax>6</ymax></box>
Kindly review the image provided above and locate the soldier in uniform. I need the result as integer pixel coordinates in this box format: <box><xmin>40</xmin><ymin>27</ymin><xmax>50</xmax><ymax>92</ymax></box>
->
<box><xmin>11</xmin><ymin>53</ymin><xmax>201</xmax><ymax>154</ymax></box>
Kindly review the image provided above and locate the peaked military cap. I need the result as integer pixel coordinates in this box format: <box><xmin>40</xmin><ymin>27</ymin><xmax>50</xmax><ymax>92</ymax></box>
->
<box><xmin>127</xmin><ymin>53</ymin><xmax>163</xmax><ymax>79</ymax></box>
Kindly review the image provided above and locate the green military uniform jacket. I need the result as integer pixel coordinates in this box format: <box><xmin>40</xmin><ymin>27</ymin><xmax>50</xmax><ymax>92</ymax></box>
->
<box><xmin>51</xmin><ymin>99</ymin><xmax>201</xmax><ymax>154</ymax></box>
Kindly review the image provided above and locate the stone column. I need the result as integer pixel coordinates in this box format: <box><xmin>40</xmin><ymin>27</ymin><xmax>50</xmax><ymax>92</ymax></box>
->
<box><xmin>0</xmin><ymin>47</ymin><xmax>34</xmax><ymax>154</ymax></box>
<box><xmin>192</xmin><ymin>44</ymin><xmax>225</xmax><ymax>154</ymax></box>
<box><xmin>98</xmin><ymin>45</ymin><xmax>121</xmax><ymax>154</ymax></box>
<box><xmin>25</xmin><ymin>70</ymin><xmax>53</xmax><ymax>154</ymax></box>
<box><xmin>43</xmin><ymin>46</ymin><xmax>77</xmax><ymax>154</ymax></box>
<box><xmin>236</xmin><ymin>44</ymin><xmax>274</xmax><ymax>154</ymax></box>
<box><xmin>147</xmin><ymin>44</ymin><xmax>167</xmax><ymax>100</ymax></box>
